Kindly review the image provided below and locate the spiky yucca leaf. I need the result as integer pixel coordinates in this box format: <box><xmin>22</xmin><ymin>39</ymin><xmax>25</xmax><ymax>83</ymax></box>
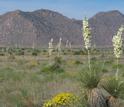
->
<box><xmin>80</xmin><ymin>61</ymin><xmax>104</xmax><ymax>90</ymax></box>
<box><xmin>100</xmin><ymin>76</ymin><xmax>124</xmax><ymax>99</ymax></box>
<box><xmin>80</xmin><ymin>70</ymin><xmax>101</xmax><ymax>89</ymax></box>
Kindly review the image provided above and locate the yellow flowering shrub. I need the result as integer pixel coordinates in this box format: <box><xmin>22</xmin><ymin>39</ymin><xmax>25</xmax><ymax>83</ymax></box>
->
<box><xmin>67</xmin><ymin>60</ymin><xmax>76</xmax><ymax>65</ymax></box>
<box><xmin>26</xmin><ymin>60</ymin><xmax>38</xmax><ymax>68</ymax></box>
<box><xmin>43</xmin><ymin>92</ymin><xmax>78</xmax><ymax>107</ymax></box>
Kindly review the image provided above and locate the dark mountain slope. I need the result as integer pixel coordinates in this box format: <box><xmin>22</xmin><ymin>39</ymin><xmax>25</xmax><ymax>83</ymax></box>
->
<box><xmin>89</xmin><ymin>10</ymin><xmax>124</xmax><ymax>47</ymax></box>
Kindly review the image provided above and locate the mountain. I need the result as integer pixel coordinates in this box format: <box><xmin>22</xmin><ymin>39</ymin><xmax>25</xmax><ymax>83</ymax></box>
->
<box><xmin>89</xmin><ymin>10</ymin><xmax>124</xmax><ymax>47</ymax></box>
<box><xmin>0</xmin><ymin>9</ymin><xmax>124</xmax><ymax>48</ymax></box>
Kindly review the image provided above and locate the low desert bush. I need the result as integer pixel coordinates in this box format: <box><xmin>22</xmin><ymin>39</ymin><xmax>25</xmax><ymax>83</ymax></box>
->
<box><xmin>7</xmin><ymin>54</ymin><xmax>16</xmax><ymax>61</ymax></box>
<box><xmin>41</xmin><ymin>57</ymin><xmax>64</xmax><ymax>73</ymax></box>
<box><xmin>32</xmin><ymin>49</ymin><xmax>40</xmax><ymax>56</ymax></box>
<box><xmin>43</xmin><ymin>92</ymin><xmax>78</xmax><ymax>107</ymax></box>
<box><xmin>15</xmin><ymin>49</ymin><xmax>25</xmax><ymax>55</ymax></box>
<box><xmin>26</xmin><ymin>60</ymin><xmax>39</xmax><ymax>69</ymax></box>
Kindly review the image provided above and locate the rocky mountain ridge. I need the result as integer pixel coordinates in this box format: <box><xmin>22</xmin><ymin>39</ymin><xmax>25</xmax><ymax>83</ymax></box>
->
<box><xmin>0</xmin><ymin>9</ymin><xmax>124</xmax><ymax>48</ymax></box>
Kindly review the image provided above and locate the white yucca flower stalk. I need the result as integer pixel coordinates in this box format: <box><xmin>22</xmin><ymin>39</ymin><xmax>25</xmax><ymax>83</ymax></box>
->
<box><xmin>83</xmin><ymin>17</ymin><xmax>91</xmax><ymax>49</ymax></box>
<box><xmin>112</xmin><ymin>25</ymin><xmax>124</xmax><ymax>80</ymax></box>
<box><xmin>82</xmin><ymin>17</ymin><xmax>92</xmax><ymax>71</ymax></box>
<box><xmin>48</xmin><ymin>38</ymin><xmax>53</xmax><ymax>56</ymax></box>
<box><xmin>69</xmin><ymin>42</ymin><xmax>72</xmax><ymax>49</ymax></box>
<box><xmin>66</xmin><ymin>40</ymin><xmax>69</xmax><ymax>48</ymax></box>
<box><xmin>57</xmin><ymin>37</ymin><xmax>62</xmax><ymax>56</ymax></box>
<box><xmin>32</xmin><ymin>40</ymin><xmax>35</xmax><ymax>49</ymax></box>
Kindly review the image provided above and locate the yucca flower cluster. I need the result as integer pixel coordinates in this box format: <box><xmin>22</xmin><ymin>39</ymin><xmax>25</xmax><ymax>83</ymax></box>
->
<box><xmin>112</xmin><ymin>25</ymin><xmax>124</xmax><ymax>80</ymax></box>
<box><xmin>48</xmin><ymin>38</ymin><xmax>54</xmax><ymax>56</ymax></box>
<box><xmin>112</xmin><ymin>25</ymin><xmax>124</xmax><ymax>58</ymax></box>
<box><xmin>69</xmin><ymin>42</ymin><xmax>72</xmax><ymax>49</ymax></box>
<box><xmin>57</xmin><ymin>37</ymin><xmax>62</xmax><ymax>56</ymax></box>
<box><xmin>82</xmin><ymin>17</ymin><xmax>92</xmax><ymax>71</ymax></box>
<box><xmin>43</xmin><ymin>92</ymin><xmax>78</xmax><ymax>107</ymax></box>
<box><xmin>83</xmin><ymin>17</ymin><xmax>91</xmax><ymax>49</ymax></box>
<box><xmin>65</xmin><ymin>40</ymin><xmax>69</xmax><ymax>48</ymax></box>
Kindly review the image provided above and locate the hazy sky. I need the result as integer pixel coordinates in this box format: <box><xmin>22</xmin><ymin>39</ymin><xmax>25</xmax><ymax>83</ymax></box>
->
<box><xmin>0</xmin><ymin>0</ymin><xmax>124</xmax><ymax>19</ymax></box>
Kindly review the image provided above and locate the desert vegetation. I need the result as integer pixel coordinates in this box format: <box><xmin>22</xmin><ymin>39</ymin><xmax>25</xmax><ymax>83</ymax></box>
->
<box><xmin>0</xmin><ymin>18</ymin><xmax>124</xmax><ymax>107</ymax></box>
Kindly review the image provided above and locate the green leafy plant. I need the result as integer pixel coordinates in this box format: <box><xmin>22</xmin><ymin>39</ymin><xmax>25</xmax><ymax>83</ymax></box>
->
<box><xmin>32</xmin><ymin>49</ymin><xmax>40</xmax><ymax>56</ymax></box>
<box><xmin>99</xmin><ymin>76</ymin><xmax>124</xmax><ymax>107</ymax></box>
<box><xmin>80</xmin><ymin>17</ymin><xmax>108</xmax><ymax>107</ymax></box>
<box><xmin>100</xmin><ymin>76</ymin><xmax>124</xmax><ymax>99</ymax></box>
<box><xmin>80</xmin><ymin>68</ymin><xmax>101</xmax><ymax>89</ymax></box>
<box><xmin>41</xmin><ymin>56</ymin><xmax>64</xmax><ymax>73</ymax></box>
<box><xmin>15</xmin><ymin>49</ymin><xmax>25</xmax><ymax>55</ymax></box>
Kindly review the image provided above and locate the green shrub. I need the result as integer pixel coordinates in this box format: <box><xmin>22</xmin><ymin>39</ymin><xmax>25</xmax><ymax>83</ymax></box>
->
<box><xmin>80</xmin><ymin>70</ymin><xmax>101</xmax><ymax>89</ymax></box>
<box><xmin>32</xmin><ymin>49</ymin><xmax>40</xmax><ymax>56</ymax></box>
<box><xmin>74</xmin><ymin>60</ymin><xmax>82</xmax><ymax>65</ymax></box>
<box><xmin>73</xmin><ymin>50</ymin><xmax>84</xmax><ymax>55</ymax></box>
<box><xmin>41</xmin><ymin>57</ymin><xmax>64</xmax><ymax>73</ymax></box>
<box><xmin>8</xmin><ymin>54</ymin><xmax>15</xmax><ymax>61</ymax></box>
<box><xmin>41</xmin><ymin>63</ymin><xmax>64</xmax><ymax>73</ymax></box>
<box><xmin>8</xmin><ymin>48</ymin><xmax>14</xmax><ymax>55</ymax></box>
<box><xmin>15</xmin><ymin>49</ymin><xmax>25</xmax><ymax>55</ymax></box>
<box><xmin>112</xmin><ymin>63</ymin><xmax>123</xmax><ymax>69</ymax></box>
<box><xmin>101</xmin><ymin>68</ymin><xmax>109</xmax><ymax>73</ymax></box>
<box><xmin>0</xmin><ymin>52</ymin><xmax>5</xmax><ymax>56</ymax></box>
<box><xmin>26</xmin><ymin>60</ymin><xmax>39</xmax><ymax>69</ymax></box>
<box><xmin>79</xmin><ymin>60</ymin><xmax>104</xmax><ymax>90</ymax></box>
<box><xmin>100</xmin><ymin>76</ymin><xmax>124</xmax><ymax>99</ymax></box>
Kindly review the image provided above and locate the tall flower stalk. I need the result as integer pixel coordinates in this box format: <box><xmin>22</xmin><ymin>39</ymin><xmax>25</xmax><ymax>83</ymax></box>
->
<box><xmin>48</xmin><ymin>38</ymin><xmax>53</xmax><ymax>56</ymax></box>
<box><xmin>57</xmin><ymin>37</ymin><xmax>62</xmax><ymax>57</ymax></box>
<box><xmin>66</xmin><ymin>40</ymin><xmax>69</xmax><ymax>48</ymax></box>
<box><xmin>112</xmin><ymin>25</ymin><xmax>124</xmax><ymax>80</ymax></box>
<box><xmin>82</xmin><ymin>17</ymin><xmax>92</xmax><ymax>71</ymax></box>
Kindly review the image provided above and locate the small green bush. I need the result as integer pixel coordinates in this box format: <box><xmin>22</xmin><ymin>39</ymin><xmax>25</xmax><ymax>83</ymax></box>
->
<box><xmin>32</xmin><ymin>49</ymin><xmax>40</xmax><ymax>56</ymax></box>
<box><xmin>100</xmin><ymin>76</ymin><xmax>124</xmax><ymax>99</ymax></box>
<box><xmin>15</xmin><ymin>49</ymin><xmax>25</xmax><ymax>55</ymax></box>
<box><xmin>8</xmin><ymin>54</ymin><xmax>15</xmax><ymax>61</ymax></box>
<box><xmin>80</xmin><ymin>70</ymin><xmax>101</xmax><ymax>89</ymax></box>
<box><xmin>73</xmin><ymin>50</ymin><xmax>84</xmax><ymax>55</ymax></box>
<box><xmin>74</xmin><ymin>60</ymin><xmax>82</xmax><ymax>65</ymax></box>
<box><xmin>0</xmin><ymin>52</ymin><xmax>5</xmax><ymax>56</ymax></box>
<box><xmin>41</xmin><ymin>57</ymin><xmax>64</xmax><ymax>73</ymax></box>
<box><xmin>101</xmin><ymin>68</ymin><xmax>109</xmax><ymax>73</ymax></box>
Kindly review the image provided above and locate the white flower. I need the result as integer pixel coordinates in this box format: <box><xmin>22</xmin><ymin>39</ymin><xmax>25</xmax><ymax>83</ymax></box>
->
<box><xmin>48</xmin><ymin>38</ymin><xmax>54</xmax><ymax>56</ymax></box>
<box><xmin>66</xmin><ymin>40</ymin><xmax>69</xmax><ymax>48</ymax></box>
<box><xmin>57</xmin><ymin>37</ymin><xmax>62</xmax><ymax>56</ymax></box>
<box><xmin>82</xmin><ymin>17</ymin><xmax>91</xmax><ymax>49</ymax></box>
<box><xmin>112</xmin><ymin>25</ymin><xmax>124</xmax><ymax>58</ymax></box>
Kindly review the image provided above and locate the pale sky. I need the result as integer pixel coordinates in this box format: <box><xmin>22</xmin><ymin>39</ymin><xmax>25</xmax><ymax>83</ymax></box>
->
<box><xmin>0</xmin><ymin>0</ymin><xmax>124</xmax><ymax>19</ymax></box>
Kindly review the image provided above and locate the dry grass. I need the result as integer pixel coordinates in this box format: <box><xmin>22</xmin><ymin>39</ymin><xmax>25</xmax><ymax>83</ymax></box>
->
<box><xmin>0</xmin><ymin>53</ymin><xmax>124</xmax><ymax>107</ymax></box>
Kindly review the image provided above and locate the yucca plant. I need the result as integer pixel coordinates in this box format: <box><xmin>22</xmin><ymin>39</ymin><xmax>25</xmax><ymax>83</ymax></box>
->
<box><xmin>80</xmin><ymin>67</ymin><xmax>107</xmax><ymax>107</ymax></box>
<box><xmin>80</xmin><ymin>17</ymin><xmax>108</xmax><ymax>107</ymax></box>
<box><xmin>80</xmin><ymin>69</ymin><xmax>101</xmax><ymax>90</ymax></box>
<box><xmin>112</xmin><ymin>25</ymin><xmax>124</xmax><ymax>80</ymax></box>
<box><xmin>98</xmin><ymin>25</ymin><xmax>124</xmax><ymax>107</ymax></box>
<box><xmin>83</xmin><ymin>17</ymin><xmax>91</xmax><ymax>71</ymax></box>
<box><xmin>100</xmin><ymin>76</ymin><xmax>124</xmax><ymax>107</ymax></box>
